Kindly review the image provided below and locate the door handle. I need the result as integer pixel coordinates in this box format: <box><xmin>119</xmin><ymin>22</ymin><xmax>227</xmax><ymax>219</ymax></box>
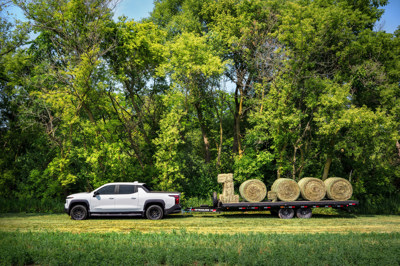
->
<box><xmin>109</xmin><ymin>197</ymin><xmax>114</xmax><ymax>199</ymax></box>
<box><xmin>131</xmin><ymin>197</ymin><xmax>136</xmax><ymax>199</ymax></box>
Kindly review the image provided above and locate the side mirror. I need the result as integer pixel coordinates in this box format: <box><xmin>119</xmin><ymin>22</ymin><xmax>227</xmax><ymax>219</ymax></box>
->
<box><xmin>93</xmin><ymin>191</ymin><xmax>99</xmax><ymax>197</ymax></box>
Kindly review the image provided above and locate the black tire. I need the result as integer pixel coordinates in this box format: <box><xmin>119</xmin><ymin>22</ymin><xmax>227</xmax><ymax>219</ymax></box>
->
<box><xmin>212</xmin><ymin>192</ymin><xmax>218</xmax><ymax>208</ymax></box>
<box><xmin>296</xmin><ymin>208</ymin><xmax>312</xmax><ymax>219</ymax></box>
<box><xmin>278</xmin><ymin>208</ymin><xmax>295</xmax><ymax>219</ymax></box>
<box><xmin>70</xmin><ymin>205</ymin><xmax>88</xmax><ymax>220</ymax></box>
<box><xmin>146</xmin><ymin>205</ymin><xmax>164</xmax><ymax>220</ymax></box>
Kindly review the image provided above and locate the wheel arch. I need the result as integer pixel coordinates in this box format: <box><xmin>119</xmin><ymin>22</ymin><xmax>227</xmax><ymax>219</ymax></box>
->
<box><xmin>144</xmin><ymin>200</ymin><xmax>165</xmax><ymax>212</ymax></box>
<box><xmin>68</xmin><ymin>200</ymin><xmax>90</xmax><ymax>215</ymax></box>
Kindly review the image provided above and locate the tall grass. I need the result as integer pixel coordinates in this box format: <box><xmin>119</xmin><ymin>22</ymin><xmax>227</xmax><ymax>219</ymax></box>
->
<box><xmin>181</xmin><ymin>196</ymin><xmax>213</xmax><ymax>209</ymax></box>
<box><xmin>355</xmin><ymin>194</ymin><xmax>400</xmax><ymax>215</ymax></box>
<box><xmin>0</xmin><ymin>198</ymin><xmax>64</xmax><ymax>213</ymax></box>
<box><xmin>0</xmin><ymin>231</ymin><xmax>399</xmax><ymax>265</ymax></box>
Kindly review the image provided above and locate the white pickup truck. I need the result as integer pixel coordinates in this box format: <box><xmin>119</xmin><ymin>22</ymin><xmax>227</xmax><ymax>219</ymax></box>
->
<box><xmin>64</xmin><ymin>181</ymin><xmax>181</xmax><ymax>220</ymax></box>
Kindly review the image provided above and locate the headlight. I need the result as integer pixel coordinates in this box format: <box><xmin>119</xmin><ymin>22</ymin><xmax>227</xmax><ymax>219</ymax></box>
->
<box><xmin>66</xmin><ymin>196</ymin><xmax>74</xmax><ymax>199</ymax></box>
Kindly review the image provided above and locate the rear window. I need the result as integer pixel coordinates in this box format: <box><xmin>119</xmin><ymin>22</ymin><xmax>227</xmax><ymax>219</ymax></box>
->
<box><xmin>118</xmin><ymin>185</ymin><xmax>137</xmax><ymax>194</ymax></box>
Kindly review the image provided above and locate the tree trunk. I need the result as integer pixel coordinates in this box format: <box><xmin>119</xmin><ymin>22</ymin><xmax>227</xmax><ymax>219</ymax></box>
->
<box><xmin>233</xmin><ymin>86</ymin><xmax>240</xmax><ymax>154</ymax></box>
<box><xmin>396</xmin><ymin>141</ymin><xmax>400</xmax><ymax>158</ymax></box>
<box><xmin>292</xmin><ymin>146</ymin><xmax>298</xmax><ymax>180</ymax></box>
<box><xmin>277</xmin><ymin>143</ymin><xmax>287</xmax><ymax>179</ymax></box>
<box><xmin>322</xmin><ymin>156</ymin><xmax>332</xmax><ymax>180</ymax></box>
<box><xmin>216</xmin><ymin>111</ymin><xmax>223</xmax><ymax>168</ymax></box>
<box><xmin>194</xmin><ymin>102</ymin><xmax>211</xmax><ymax>163</ymax></box>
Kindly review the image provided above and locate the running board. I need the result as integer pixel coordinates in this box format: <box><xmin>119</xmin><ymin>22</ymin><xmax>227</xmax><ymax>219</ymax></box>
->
<box><xmin>90</xmin><ymin>213</ymin><xmax>143</xmax><ymax>217</ymax></box>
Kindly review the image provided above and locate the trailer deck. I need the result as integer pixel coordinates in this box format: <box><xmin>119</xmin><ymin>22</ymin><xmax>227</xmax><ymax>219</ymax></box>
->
<box><xmin>186</xmin><ymin>200</ymin><xmax>359</xmax><ymax>219</ymax></box>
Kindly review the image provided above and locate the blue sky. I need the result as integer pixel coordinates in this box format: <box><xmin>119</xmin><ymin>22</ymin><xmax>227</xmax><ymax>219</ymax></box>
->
<box><xmin>378</xmin><ymin>0</ymin><xmax>400</xmax><ymax>33</ymax></box>
<box><xmin>114</xmin><ymin>0</ymin><xmax>400</xmax><ymax>33</ymax></box>
<box><xmin>114</xmin><ymin>0</ymin><xmax>154</xmax><ymax>21</ymax></box>
<box><xmin>4</xmin><ymin>0</ymin><xmax>400</xmax><ymax>34</ymax></box>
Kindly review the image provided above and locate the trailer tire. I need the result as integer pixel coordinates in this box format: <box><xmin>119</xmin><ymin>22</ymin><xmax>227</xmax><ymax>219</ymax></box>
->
<box><xmin>296</xmin><ymin>208</ymin><xmax>312</xmax><ymax>219</ymax></box>
<box><xmin>278</xmin><ymin>208</ymin><xmax>295</xmax><ymax>219</ymax></box>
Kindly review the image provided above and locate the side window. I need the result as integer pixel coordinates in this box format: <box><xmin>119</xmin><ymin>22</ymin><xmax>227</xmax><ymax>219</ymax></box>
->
<box><xmin>118</xmin><ymin>185</ymin><xmax>137</xmax><ymax>194</ymax></box>
<box><xmin>96</xmin><ymin>185</ymin><xmax>116</xmax><ymax>195</ymax></box>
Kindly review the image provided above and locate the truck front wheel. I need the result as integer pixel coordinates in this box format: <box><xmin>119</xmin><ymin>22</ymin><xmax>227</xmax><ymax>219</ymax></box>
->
<box><xmin>278</xmin><ymin>208</ymin><xmax>295</xmax><ymax>219</ymax></box>
<box><xmin>146</xmin><ymin>205</ymin><xmax>164</xmax><ymax>220</ymax></box>
<box><xmin>70</xmin><ymin>205</ymin><xmax>88</xmax><ymax>220</ymax></box>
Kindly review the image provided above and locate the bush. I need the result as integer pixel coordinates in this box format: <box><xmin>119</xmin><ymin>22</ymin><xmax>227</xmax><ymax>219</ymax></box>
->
<box><xmin>0</xmin><ymin>198</ymin><xmax>64</xmax><ymax>213</ymax></box>
<box><xmin>355</xmin><ymin>194</ymin><xmax>400</xmax><ymax>215</ymax></box>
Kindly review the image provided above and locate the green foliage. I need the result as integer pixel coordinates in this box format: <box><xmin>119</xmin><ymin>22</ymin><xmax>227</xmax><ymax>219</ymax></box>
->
<box><xmin>355</xmin><ymin>193</ymin><xmax>400</xmax><ymax>215</ymax></box>
<box><xmin>181</xmin><ymin>196</ymin><xmax>212</xmax><ymax>209</ymax></box>
<box><xmin>0</xmin><ymin>231</ymin><xmax>399</xmax><ymax>265</ymax></box>
<box><xmin>0</xmin><ymin>0</ymin><xmax>398</xmax><ymax>209</ymax></box>
<box><xmin>0</xmin><ymin>198</ymin><xmax>64</xmax><ymax>213</ymax></box>
<box><xmin>153</xmin><ymin>91</ymin><xmax>187</xmax><ymax>191</ymax></box>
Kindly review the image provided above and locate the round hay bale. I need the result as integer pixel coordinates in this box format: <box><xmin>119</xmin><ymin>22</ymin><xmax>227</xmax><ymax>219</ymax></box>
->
<box><xmin>298</xmin><ymin>177</ymin><xmax>326</xmax><ymax>201</ymax></box>
<box><xmin>324</xmin><ymin>177</ymin><xmax>353</xmax><ymax>201</ymax></box>
<box><xmin>271</xmin><ymin>178</ymin><xmax>300</xmax><ymax>202</ymax></box>
<box><xmin>239</xmin><ymin>179</ymin><xmax>267</xmax><ymax>202</ymax></box>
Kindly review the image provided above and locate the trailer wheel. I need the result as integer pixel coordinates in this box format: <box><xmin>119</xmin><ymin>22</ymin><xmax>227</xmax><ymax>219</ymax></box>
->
<box><xmin>278</xmin><ymin>208</ymin><xmax>295</xmax><ymax>219</ymax></box>
<box><xmin>296</xmin><ymin>208</ymin><xmax>312</xmax><ymax>219</ymax></box>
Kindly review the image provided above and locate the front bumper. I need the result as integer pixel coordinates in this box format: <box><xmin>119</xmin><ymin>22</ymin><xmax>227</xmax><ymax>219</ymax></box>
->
<box><xmin>165</xmin><ymin>204</ymin><xmax>182</xmax><ymax>215</ymax></box>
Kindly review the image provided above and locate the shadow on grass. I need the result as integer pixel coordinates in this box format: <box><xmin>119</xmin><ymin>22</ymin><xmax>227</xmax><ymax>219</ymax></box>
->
<box><xmin>211</xmin><ymin>211</ymin><xmax>358</xmax><ymax>219</ymax></box>
<box><xmin>87</xmin><ymin>211</ymin><xmax>360</xmax><ymax>220</ymax></box>
<box><xmin>88</xmin><ymin>213</ymin><xmax>194</xmax><ymax>220</ymax></box>
<box><xmin>0</xmin><ymin>213</ymin><xmax>64</xmax><ymax>218</ymax></box>
<box><xmin>0</xmin><ymin>211</ymin><xmax>359</xmax><ymax>220</ymax></box>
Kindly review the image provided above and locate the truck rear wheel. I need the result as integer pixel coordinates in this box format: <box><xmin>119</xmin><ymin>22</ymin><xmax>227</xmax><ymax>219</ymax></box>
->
<box><xmin>278</xmin><ymin>208</ymin><xmax>295</xmax><ymax>219</ymax></box>
<box><xmin>146</xmin><ymin>205</ymin><xmax>164</xmax><ymax>220</ymax></box>
<box><xmin>70</xmin><ymin>205</ymin><xmax>88</xmax><ymax>220</ymax></box>
<box><xmin>296</xmin><ymin>208</ymin><xmax>312</xmax><ymax>219</ymax></box>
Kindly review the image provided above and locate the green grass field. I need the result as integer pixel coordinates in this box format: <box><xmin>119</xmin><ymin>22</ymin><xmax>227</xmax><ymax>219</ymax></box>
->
<box><xmin>1</xmin><ymin>212</ymin><xmax>400</xmax><ymax>265</ymax></box>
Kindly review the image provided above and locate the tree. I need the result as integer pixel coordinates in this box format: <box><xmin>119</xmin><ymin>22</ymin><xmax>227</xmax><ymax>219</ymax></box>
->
<box><xmin>12</xmin><ymin>0</ymin><xmax>121</xmax><ymax>194</ymax></box>
<box><xmin>157</xmin><ymin>32</ymin><xmax>226</xmax><ymax>163</ymax></box>
<box><xmin>105</xmin><ymin>18</ymin><xmax>167</xmax><ymax>169</ymax></box>
<box><xmin>246</xmin><ymin>0</ymin><xmax>399</xmax><ymax>201</ymax></box>
<box><xmin>201</xmin><ymin>0</ymin><xmax>281</xmax><ymax>156</ymax></box>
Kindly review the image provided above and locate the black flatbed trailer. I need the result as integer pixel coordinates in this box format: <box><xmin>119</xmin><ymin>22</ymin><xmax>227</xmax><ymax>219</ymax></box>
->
<box><xmin>186</xmin><ymin>200</ymin><xmax>359</xmax><ymax>219</ymax></box>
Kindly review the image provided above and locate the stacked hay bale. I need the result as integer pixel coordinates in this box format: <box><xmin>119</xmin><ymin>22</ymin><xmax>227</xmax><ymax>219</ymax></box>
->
<box><xmin>267</xmin><ymin>191</ymin><xmax>278</xmax><ymax>202</ymax></box>
<box><xmin>218</xmin><ymin>173</ymin><xmax>239</xmax><ymax>203</ymax></box>
<box><xmin>324</xmin><ymin>177</ymin><xmax>353</xmax><ymax>201</ymax></box>
<box><xmin>298</xmin><ymin>177</ymin><xmax>326</xmax><ymax>201</ymax></box>
<box><xmin>271</xmin><ymin>178</ymin><xmax>300</xmax><ymax>201</ymax></box>
<box><xmin>239</xmin><ymin>179</ymin><xmax>267</xmax><ymax>202</ymax></box>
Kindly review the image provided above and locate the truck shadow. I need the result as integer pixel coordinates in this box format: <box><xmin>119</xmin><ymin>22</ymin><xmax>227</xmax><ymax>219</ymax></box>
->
<box><xmin>89</xmin><ymin>214</ymin><xmax>193</xmax><ymax>220</ymax></box>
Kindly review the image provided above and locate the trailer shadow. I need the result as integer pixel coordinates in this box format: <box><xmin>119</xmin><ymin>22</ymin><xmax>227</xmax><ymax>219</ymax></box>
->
<box><xmin>216</xmin><ymin>212</ymin><xmax>358</xmax><ymax>219</ymax></box>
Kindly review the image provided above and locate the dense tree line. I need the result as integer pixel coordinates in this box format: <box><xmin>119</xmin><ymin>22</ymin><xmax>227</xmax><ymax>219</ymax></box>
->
<box><xmin>0</xmin><ymin>0</ymin><xmax>399</xmax><ymax>206</ymax></box>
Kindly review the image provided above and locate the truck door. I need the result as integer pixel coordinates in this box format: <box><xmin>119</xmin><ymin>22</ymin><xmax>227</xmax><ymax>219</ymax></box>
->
<box><xmin>114</xmin><ymin>185</ymin><xmax>140</xmax><ymax>212</ymax></box>
<box><xmin>90</xmin><ymin>184</ymin><xmax>116</xmax><ymax>212</ymax></box>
